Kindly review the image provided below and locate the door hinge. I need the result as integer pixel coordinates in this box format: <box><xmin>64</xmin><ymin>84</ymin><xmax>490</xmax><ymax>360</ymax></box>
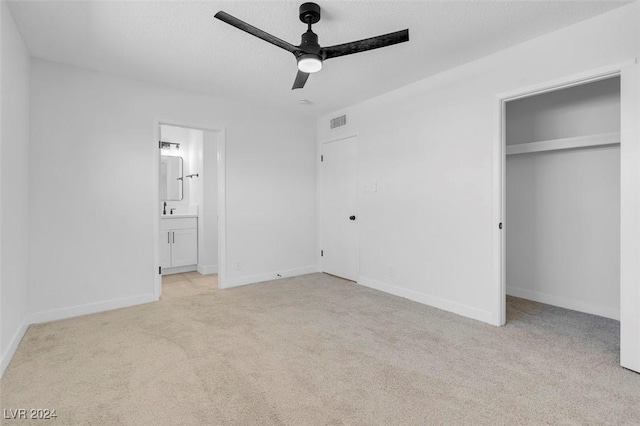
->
<box><xmin>321</xmin><ymin>155</ymin><xmax>323</xmax><ymax>162</ymax></box>
<box><xmin>159</xmin><ymin>266</ymin><xmax>162</xmax><ymax>274</ymax></box>
<box><xmin>499</xmin><ymin>222</ymin><xmax>503</xmax><ymax>230</ymax></box>
<box><xmin>321</xmin><ymin>250</ymin><xmax>323</xmax><ymax>257</ymax></box>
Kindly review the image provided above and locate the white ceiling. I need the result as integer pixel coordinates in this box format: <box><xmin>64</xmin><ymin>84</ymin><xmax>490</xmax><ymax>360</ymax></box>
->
<box><xmin>8</xmin><ymin>0</ymin><xmax>631</xmax><ymax>117</ymax></box>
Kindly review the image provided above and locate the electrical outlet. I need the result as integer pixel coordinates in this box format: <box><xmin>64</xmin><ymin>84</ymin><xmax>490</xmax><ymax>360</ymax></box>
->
<box><xmin>388</xmin><ymin>266</ymin><xmax>395</xmax><ymax>277</ymax></box>
<box><xmin>235</xmin><ymin>261</ymin><xmax>241</xmax><ymax>270</ymax></box>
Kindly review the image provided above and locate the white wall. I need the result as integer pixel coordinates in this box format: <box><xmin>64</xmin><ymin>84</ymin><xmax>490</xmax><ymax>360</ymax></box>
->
<box><xmin>29</xmin><ymin>59</ymin><xmax>316</xmax><ymax>319</ymax></box>
<box><xmin>505</xmin><ymin>78</ymin><xmax>621</xmax><ymax>319</ymax></box>
<box><xmin>317</xmin><ymin>3</ymin><xmax>639</xmax><ymax>325</ymax></box>
<box><xmin>199</xmin><ymin>130</ymin><xmax>218</xmax><ymax>273</ymax></box>
<box><xmin>186</xmin><ymin>128</ymin><xmax>203</xmax><ymax>209</ymax></box>
<box><xmin>506</xmin><ymin>147</ymin><xmax>620</xmax><ymax>319</ymax></box>
<box><xmin>506</xmin><ymin>77</ymin><xmax>621</xmax><ymax>144</ymax></box>
<box><xmin>0</xmin><ymin>1</ymin><xmax>31</xmax><ymax>375</ymax></box>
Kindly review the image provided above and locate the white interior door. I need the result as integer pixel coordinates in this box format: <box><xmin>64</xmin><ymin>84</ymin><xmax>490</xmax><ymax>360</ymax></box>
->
<box><xmin>320</xmin><ymin>136</ymin><xmax>358</xmax><ymax>281</ymax></box>
<box><xmin>620</xmin><ymin>62</ymin><xmax>640</xmax><ymax>373</ymax></box>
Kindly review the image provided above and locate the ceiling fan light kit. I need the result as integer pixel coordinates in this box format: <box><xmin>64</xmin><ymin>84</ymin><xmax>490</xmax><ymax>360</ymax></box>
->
<box><xmin>297</xmin><ymin>54</ymin><xmax>322</xmax><ymax>73</ymax></box>
<box><xmin>214</xmin><ymin>2</ymin><xmax>409</xmax><ymax>90</ymax></box>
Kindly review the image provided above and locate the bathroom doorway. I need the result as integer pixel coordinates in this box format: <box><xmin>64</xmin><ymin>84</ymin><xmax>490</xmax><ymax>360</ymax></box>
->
<box><xmin>153</xmin><ymin>120</ymin><xmax>226</xmax><ymax>300</ymax></box>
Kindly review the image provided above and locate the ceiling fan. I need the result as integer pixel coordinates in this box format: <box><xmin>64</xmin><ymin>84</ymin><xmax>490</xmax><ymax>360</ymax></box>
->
<box><xmin>214</xmin><ymin>2</ymin><xmax>409</xmax><ymax>90</ymax></box>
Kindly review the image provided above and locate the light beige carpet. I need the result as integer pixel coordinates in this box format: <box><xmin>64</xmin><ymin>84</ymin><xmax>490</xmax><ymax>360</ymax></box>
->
<box><xmin>1</xmin><ymin>272</ymin><xmax>638</xmax><ymax>425</ymax></box>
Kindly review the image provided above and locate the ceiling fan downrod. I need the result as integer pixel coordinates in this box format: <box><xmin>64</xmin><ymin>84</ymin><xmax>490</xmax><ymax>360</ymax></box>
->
<box><xmin>299</xmin><ymin>2</ymin><xmax>321</xmax><ymax>55</ymax></box>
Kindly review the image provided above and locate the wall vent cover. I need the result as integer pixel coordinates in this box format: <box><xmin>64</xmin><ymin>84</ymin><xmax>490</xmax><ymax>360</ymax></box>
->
<box><xmin>330</xmin><ymin>115</ymin><xmax>347</xmax><ymax>130</ymax></box>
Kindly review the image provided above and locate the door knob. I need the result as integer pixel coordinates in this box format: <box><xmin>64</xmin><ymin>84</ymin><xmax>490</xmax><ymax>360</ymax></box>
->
<box><xmin>349</xmin><ymin>215</ymin><xmax>356</xmax><ymax>221</ymax></box>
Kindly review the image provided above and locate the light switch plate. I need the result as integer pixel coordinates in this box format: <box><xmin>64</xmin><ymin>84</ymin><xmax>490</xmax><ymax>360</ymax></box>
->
<box><xmin>363</xmin><ymin>182</ymin><xmax>378</xmax><ymax>194</ymax></box>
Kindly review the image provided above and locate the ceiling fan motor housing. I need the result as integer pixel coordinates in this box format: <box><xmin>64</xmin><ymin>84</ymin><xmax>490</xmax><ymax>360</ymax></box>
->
<box><xmin>300</xmin><ymin>30</ymin><xmax>321</xmax><ymax>55</ymax></box>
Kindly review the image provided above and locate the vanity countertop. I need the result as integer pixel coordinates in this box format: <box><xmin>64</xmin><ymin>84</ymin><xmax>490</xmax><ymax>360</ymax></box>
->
<box><xmin>161</xmin><ymin>213</ymin><xmax>197</xmax><ymax>219</ymax></box>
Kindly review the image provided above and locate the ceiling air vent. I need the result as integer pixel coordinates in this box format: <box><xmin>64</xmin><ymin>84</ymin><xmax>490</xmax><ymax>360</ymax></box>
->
<box><xmin>330</xmin><ymin>114</ymin><xmax>347</xmax><ymax>130</ymax></box>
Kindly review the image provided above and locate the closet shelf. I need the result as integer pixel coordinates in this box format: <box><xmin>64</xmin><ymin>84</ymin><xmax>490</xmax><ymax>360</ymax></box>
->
<box><xmin>506</xmin><ymin>132</ymin><xmax>620</xmax><ymax>155</ymax></box>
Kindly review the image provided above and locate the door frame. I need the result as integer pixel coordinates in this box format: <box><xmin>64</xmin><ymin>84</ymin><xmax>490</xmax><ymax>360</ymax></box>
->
<box><xmin>153</xmin><ymin>118</ymin><xmax>227</xmax><ymax>298</ymax></box>
<box><xmin>319</xmin><ymin>135</ymin><xmax>360</xmax><ymax>281</ymax></box>
<box><xmin>492</xmin><ymin>60</ymin><xmax>640</xmax><ymax>372</ymax></box>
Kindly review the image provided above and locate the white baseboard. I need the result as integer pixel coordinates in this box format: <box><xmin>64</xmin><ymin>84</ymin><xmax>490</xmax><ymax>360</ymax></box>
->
<box><xmin>0</xmin><ymin>319</ymin><xmax>29</xmax><ymax>378</ymax></box>
<box><xmin>28</xmin><ymin>293</ymin><xmax>156</xmax><ymax>325</ymax></box>
<box><xmin>222</xmin><ymin>265</ymin><xmax>318</xmax><ymax>289</ymax></box>
<box><xmin>197</xmin><ymin>264</ymin><xmax>218</xmax><ymax>275</ymax></box>
<box><xmin>161</xmin><ymin>265</ymin><xmax>196</xmax><ymax>275</ymax></box>
<box><xmin>358</xmin><ymin>276</ymin><xmax>495</xmax><ymax>324</ymax></box>
<box><xmin>506</xmin><ymin>286</ymin><xmax>619</xmax><ymax>320</ymax></box>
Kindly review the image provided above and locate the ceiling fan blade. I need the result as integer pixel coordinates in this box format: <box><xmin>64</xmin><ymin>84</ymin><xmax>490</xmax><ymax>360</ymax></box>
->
<box><xmin>321</xmin><ymin>29</ymin><xmax>409</xmax><ymax>60</ymax></box>
<box><xmin>215</xmin><ymin>11</ymin><xmax>298</xmax><ymax>54</ymax></box>
<box><xmin>292</xmin><ymin>70</ymin><xmax>310</xmax><ymax>90</ymax></box>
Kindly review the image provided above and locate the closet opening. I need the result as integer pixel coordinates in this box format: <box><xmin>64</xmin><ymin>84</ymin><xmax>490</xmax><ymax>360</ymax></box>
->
<box><xmin>503</xmin><ymin>76</ymin><xmax>621</xmax><ymax>336</ymax></box>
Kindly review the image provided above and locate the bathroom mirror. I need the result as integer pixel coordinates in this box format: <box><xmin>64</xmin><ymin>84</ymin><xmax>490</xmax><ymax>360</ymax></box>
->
<box><xmin>160</xmin><ymin>155</ymin><xmax>183</xmax><ymax>201</ymax></box>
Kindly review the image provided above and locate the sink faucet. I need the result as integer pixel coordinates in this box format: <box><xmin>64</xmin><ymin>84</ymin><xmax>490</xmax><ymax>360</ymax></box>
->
<box><xmin>163</xmin><ymin>201</ymin><xmax>167</xmax><ymax>215</ymax></box>
<box><xmin>170</xmin><ymin>208</ymin><xmax>177</xmax><ymax>215</ymax></box>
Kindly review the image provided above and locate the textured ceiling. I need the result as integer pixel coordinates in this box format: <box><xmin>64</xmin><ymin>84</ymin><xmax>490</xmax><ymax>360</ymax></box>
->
<box><xmin>8</xmin><ymin>0</ymin><xmax>631</xmax><ymax>117</ymax></box>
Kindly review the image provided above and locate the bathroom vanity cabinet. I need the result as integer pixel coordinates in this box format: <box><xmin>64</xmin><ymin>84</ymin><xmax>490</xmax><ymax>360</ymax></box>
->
<box><xmin>160</xmin><ymin>216</ymin><xmax>197</xmax><ymax>273</ymax></box>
